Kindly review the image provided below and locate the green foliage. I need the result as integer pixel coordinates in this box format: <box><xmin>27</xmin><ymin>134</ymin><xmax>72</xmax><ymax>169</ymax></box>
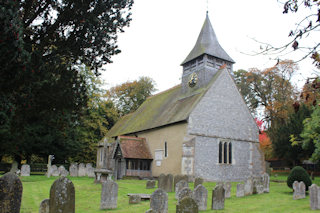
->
<box><xmin>287</xmin><ymin>166</ymin><xmax>312</xmax><ymax>190</ymax></box>
<box><xmin>301</xmin><ymin>106</ymin><xmax>320</xmax><ymax>162</ymax></box>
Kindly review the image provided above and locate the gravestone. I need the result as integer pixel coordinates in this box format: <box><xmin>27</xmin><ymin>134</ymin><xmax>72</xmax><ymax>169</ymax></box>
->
<box><xmin>78</xmin><ymin>163</ymin><xmax>86</xmax><ymax>177</ymax></box>
<box><xmin>146</xmin><ymin>180</ymin><xmax>156</xmax><ymax>189</ymax></box>
<box><xmin>58</xmin><ymin>165</ymin><xmax>66</xmax><ymax>174</ymax></box>
<box><xmin>253</xmin><ymin>176</ymin><xmax>264</xmax><ymax>194</ymax></box>
<box><xmin>176</xmin><ymin>196</ymin><xmax>198</xmax><ymax>213</ymax></box>
<box><xmin>174</xmin><ymin>174</ymin><xmax>188</xmax><ymax>191</ymax></box>
<box><xmin>86</xmin><ymin>163</ymin><xmax>95</xmax><ymax>178</ymax></box>
<box><xmin>50</xmin><ymin>165</ymin><xmax>59</xmax><ymax>177</ymax></box>
<box><xmin>69</xmin><ymin>163</ymin><xmax>78</xmax><ymax>177</ymax></box>
<box><xmin>212</xmin><ymin>185</ymin><xmax>225</xmax><ymax>210</ymax></box>
<box><xmin>262</xmin><ymin>173</ymin><xmax>270</xmax><ymax>193</ymax></box>
<box><xmin>293</xmin><ymin>181</ymin><xmax>306</xmax><ymax>200</ymax></box>
<box><xmin>236</xmin><ymin>183</ymin><xmax>245</xmax><ymax>197</ymax></box>
<box><xmin>175</xmin><ymin>180</ymin><xmax>189</xmax><ymax>199</ymax></box>
<box><xmin>194</xmin><ymin>177</ymin><xmax>204</xmax><ymax>189</ymax></box>
<box><xmin>100</xmin><ymin>180</ymin><xmax>118</xmax><ymax>209</ymax></box>
<box><xmin>192</xmin><ymin>184</ymin><xmax>207</xmax><ymax>211</ymax></box>
<box><xmin>129</xmin><ymin>194</ymin><xmax>141</xmax><ymax>204</ymax></box>
<box><xmin>49</xmin><ymin>177</ymin><xmax>75</xmax><ymax>213</ymax></box>
<box><xmin>310</xmin><ymin>184</ymin><xmax>320</xmax><ymax>210</ymax></box>
<box><xmin>39</xmin><ymin>199</ymin><xmax>49</xmax><ymax>213</ymax></box>
<box><xmin>158</xmin><ymin>174</ymin><xmax>173</xmax><ymax>192</ymax></box>
<box><xmin>224</xmin><ymin>182</ymin><xmax>231</xmax><ymax>198</ymax></box>
<box><xmin>150</xmin><ymin>189</ymin><xmax>168</xmax><ymax>213</ymax></box>
<box><xmin>60</xmin><ymin>169</ymin><xmax>69</xmax><ymax>177</ymax></box>
<box><xmin>178</xmin><ymin>187</ymin><xmax>192</xmax><ymax>203</ymax></box>
<box><xmin>10</xmin><ymin>161</ymin><xmax>19</xmax><ymax>173</ymax></box>
<box><xmin>158</xmin><ymin>174</ymin><xmax>165</xmax><ymax>189</ymax></box>
<box><xmin>244</xmin><ymin>178</ymin><xmax>253</xmax><ymax>196</ymax></box>
<box><xmin>21</xmin><ymin>164</ymin><xmax>30</xmax><ymax>176</ymax></box>
<box><xmin>46</xmin><ymin>155</ymin><xmax>54</xmax><ymax>178</ymax></box>
<box><xmin>0</xmin><ymin>172</ymin><xmax>23</xmax><ymax>213</ymax></box>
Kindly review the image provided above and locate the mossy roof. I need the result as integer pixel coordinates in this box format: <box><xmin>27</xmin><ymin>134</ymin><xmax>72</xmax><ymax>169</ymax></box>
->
<box><xmin>107</xmin><ymin>69</ymin><xmax>224</xmax><ymax>138</ymax></box>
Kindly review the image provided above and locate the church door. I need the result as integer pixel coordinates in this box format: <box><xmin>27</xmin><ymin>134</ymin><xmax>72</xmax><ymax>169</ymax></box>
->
<box><xmin>116</xmin><ymin>158</ymin><xmax>122</xmax><ymax>179</ymax></box>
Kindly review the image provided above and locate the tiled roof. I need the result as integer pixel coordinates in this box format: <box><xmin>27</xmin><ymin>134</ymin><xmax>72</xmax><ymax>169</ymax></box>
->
<box><xmin>118</xmin><ymin>136</ymin><xmax>152</xmax><ymax>159</ymax></box>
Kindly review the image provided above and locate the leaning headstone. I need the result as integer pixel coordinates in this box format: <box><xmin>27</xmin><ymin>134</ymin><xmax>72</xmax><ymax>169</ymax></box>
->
<box><xmin>244</xmin><ymin>178</ymin><xmax>253</xmax><ymax>196</ymax></box>
<box><xmin>69</xmin><ymin>163</ymin><xmax>78</xmax><ymax>177</ymax></box>
<box><xmin>21</xmin><ymin>164</ymin><xmax>31</xmax><ymax>176</ymax></box>
<box><xmin>78</xmin><ymin>163</ymin><xmax>86</xmax><ymax>177</ymax></box>
<box><xmin>212</xmin><ymin>185</ymin><xmax>225</xmax><ymax>210</ymax></box>
<box><xmin>175</xmin><ymin>180</ymin><xmax>189</xmax><ymax>199</ymax></box>
<box><xmin>192</xmin><ymin>184</ymin><xmax>207</xmax><ymax>211</ymax></box>
<box><xmin>194</xmin><ymin>177</ymin><xmax>204</xmax><ymax>189</ymax></box>
<box><xmin>0</xmin><ymin>172</ymin><xmax>23</xmax><ymax>213</ymax></box>
<box><xmin>293</xmin><ymin>181</ymin><xmax>306</xmax><ymax>200</ymax></box>
<box><xmin>86</xmin><ymin>163</ymin><xmax>95</xmax><ymax>178</ymax></box>
<box><xmin>100</xmin><ymin>180</ymin><xmax>118</xmax><ymax>209</ymax></box>
<box><xmin>39</xmin><ymin>199</ymin><xmax>49</xmax><ymax>213</ymax></box>
<box><xmin>51</xmin><ymin>165</ymin><xmax>59</xmax><ymax>177</ymax></box>
<box><xmin>129</xmin><ymin>194</ymin><xmax>141</xmax><ymax>204</ymax></box>
<box><xmin>176</xmin><ymin>196</ymin><xmax>199</xmax><ymax>213</ymax></box>
<box><xmin>236</xmin><ymin>183</ymin><xmax>245</xmax><ymax>197</ymax></box>
<box><xmin>150</xmin><ymin>189</ymin><xmax>168</xmax><ymax>213</ymax></box>
<box><xmin>49</xmin><ymin>177</ymin><xmax>75</xmax><ymax>213</ymax></box>
<box><xmin>310</xmin><ymin>184</ymin><xmax>320</xmax><ymax>210</ymax></box>
<box><xmin>146</xmin><ymin>180</ymin><xmax>156</xmax><ymax>189</ymax></box>
<box><xmin>178</xmin><ymin>187</ymin><xmax>193</xmax><ymax>203</ymax></box>
<box><xmin>262</xmin><ymin>173</ymin><xmax>270</xmax><ymax>193</ymax></box>
<box><xmin>174</xmin><ymin>174</ymin><xmax>189</xmax><ymax>191</ymax></box>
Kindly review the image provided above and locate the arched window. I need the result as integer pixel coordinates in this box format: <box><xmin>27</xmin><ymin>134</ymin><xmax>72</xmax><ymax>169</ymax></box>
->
<box><xmin>224</xmin><ymin>142</ymin><xmax>228</xmax><ymax>164</ymax></box>
<box><xmin>219</xmin><ymin>142</ymin><xmax>222</xmax><ymax>163</ymax></box>
<box><xmin>228</xmin><ymin>142</ymin><xmax>232</xmax><ymax>164</ymax></box>
<box><xmin>164</xmin><ymin>141</ymin><xmax>168</xmax><ymax>158</ymax></box>
<box><xmin>218</xmin><ymin>141</ymin><xmax>232</xmax><ymax>164</ymax></box>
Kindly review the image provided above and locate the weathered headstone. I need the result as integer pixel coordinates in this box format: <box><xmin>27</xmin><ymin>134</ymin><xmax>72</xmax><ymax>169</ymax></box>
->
<box><xmin>146</xmin><ymin>180</ymin><xmax>156</xmax><ymax>189</ymax></box>
<box><xmin>253</xmin><ymin>176</ymin><xmax>264</xmax><ymax>194</ymax></box>
<box><xmin>21</xmin><ymin>164</ymin><xmax>30</xmax><ymax>176</ymax></box>
<box><xmin>224</xmin><ymin>182</ymin><xmax>231</xmax><ymax>198</ymax></box>
<box><xmin>176</xmin><ymin>196</ymin><xmax>199</xmax><ymax>213</ymax></box>
<box><xmin>236</xmin><ymin>183</ymin><xmax>245</xmax><ymax>197</ymax></box>
<box><xmin>86</xmin><ymin>163</ymin><xmax>95</xmax><ymax>178</ymax></box>
<box><xmin>158</xmin><ymin>174</ymin><xmax>166</xmax><ymax>189</ymax></box>
<box><xmin>174</xmin><ymin>174</ymin><xmax>188</xmax><ymax>191</ymax></box>
<box><xmin>39</xmin><ymin>199</ymin><xmax>49</xmax><ymax>213</ymax></box>
<box><xmin>310</xmin><ymin>184</ymin><xmax>320</xmax><ymax>210</ymax></box>
<box><xmin>0</xmin><ymin>172</ymin><xmax>23</xmax><ymax>213</ymax></box>
<box><xmin>78</xmin><ymin>163</ymin><xmax>86</xmax><ymax>177</ymax></box>
<box><xmin>175</xmin><ymin>180</ymin><xmax>189</xmax><ymax>199</ymax></box>
<box><xmin>129</xmin><ymin>194</ymin><xmax>141</xmax><ymax>204</ymax></box>
<box><xmin>69</xmin><ymin>163</ymin><xmax>78</xmax><ymax>177</ymax></box>
<box><xmin>244</xmin><ymin>178</ymin><xmax>253</xmax><ymax>196</ymax></box>
<box><xmin>49</xmin><ymin>177</ymin><xmax>75</xmax><ymax>213</ymax></box>
<box><xmin>178</xmin><ymin>187</ymin><xmax>193</xmax><ymax>203</ymax></box>
<box><xmin>194</xmin><ymin>177</ymin><xmax>204</xmax><ymax>189</ymax></box>
<box><xmin>100</xmin><ymin>180</ymin><xmax>118</xmax><ymax>209</ymax></box>
<box><xmin>158</xmin><ymin>174</ymin><xmax>173</xmax><ymax>192</ymax></box>
<box><xmin>212</xmin><ymin>185</ymin><xmax>225</xmax><ymax>210</ymax></box>
<box><xmin>150</xmin><ymin>189</ymin><xmax>168</xmax><ymax>213</ymax></box>
<box><xmin>60</xmin><ymin>170</ymin><xmax>69</xmax><ymax>177</ymax></box>
<box><xmin>262</xmin><ymin>173</ymin><xmax>270</xmax><ymax>193</ymax></box>
<box><xmin>10</xmin><ymin>161</ymin><xmax>19</xmax><ymax>174</ymax></box>
<box><xmin>293</xmin><ymin>181</ymin><xmax>306</xmax><ymax>200</ymax></box>
<box><xmin>192</xmin><ymin>184</ymin><xmax>207</xmax><ymax>211</ymax></box>
<box><xmin>50</xmin><ymin>165</ymin><xmax>59</xmax><ymax>177</ymax></box>
<box><xmin>58</xmin><ymin>165</ymin><xmax>66</xmax><ymax>174</ymax></box>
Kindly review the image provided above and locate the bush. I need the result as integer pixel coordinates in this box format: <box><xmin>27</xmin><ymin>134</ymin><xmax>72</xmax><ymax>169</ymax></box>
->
<box><xmin>287</xmin><ymin>166</ymin><xmax>312</xmax><ymax>191</ymax></box>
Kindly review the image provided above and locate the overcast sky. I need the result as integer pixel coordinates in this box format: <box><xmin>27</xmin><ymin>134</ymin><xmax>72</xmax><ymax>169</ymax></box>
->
<box><xmin>101</xmin><ymin>0</ymin><xmax>319</xmax><ymax>92</ymax></box>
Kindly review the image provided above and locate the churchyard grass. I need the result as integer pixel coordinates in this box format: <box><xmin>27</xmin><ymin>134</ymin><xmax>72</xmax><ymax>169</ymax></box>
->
<box><xmin>15</xmin><ymin>174</ymin><xmax>320</xmax><ymax>212</ymax></box>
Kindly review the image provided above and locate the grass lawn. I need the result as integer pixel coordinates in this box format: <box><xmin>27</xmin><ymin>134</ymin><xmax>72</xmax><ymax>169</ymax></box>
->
<box><xmin>17</xmin><ymin>174</ymin><xmax>320</xmax><ymax>213</ymax></box>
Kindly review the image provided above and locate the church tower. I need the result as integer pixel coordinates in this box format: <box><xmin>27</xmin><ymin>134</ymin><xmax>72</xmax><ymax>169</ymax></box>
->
<box><xmin>181</xmin><ymin>14</ymin><xmax>235</xmax><ymax>93</ymax></box>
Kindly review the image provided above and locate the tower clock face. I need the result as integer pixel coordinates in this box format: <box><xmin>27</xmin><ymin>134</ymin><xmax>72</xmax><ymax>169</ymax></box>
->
<box><xmin>188</xmin><ymin>72</ymin><xmax>198</xmax><ymax>88</ymax></box>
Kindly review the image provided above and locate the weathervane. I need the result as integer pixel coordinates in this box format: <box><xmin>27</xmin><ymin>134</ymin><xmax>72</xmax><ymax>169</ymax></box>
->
<box><xmin>206</xmin><ymin>0</ymin><xmax>209</xmax><ymax>14</ymax></box>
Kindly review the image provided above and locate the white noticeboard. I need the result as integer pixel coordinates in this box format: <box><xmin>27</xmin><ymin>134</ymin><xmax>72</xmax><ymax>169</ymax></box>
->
<box><xmin>155</xmin><ymin>150</ymin><xmax>163</xmax><ymax>161</ymax></box>
<box><xmin>156</xmin><ymin>161</ymin><xmax>161</xmax><ymax>167</ymax></box>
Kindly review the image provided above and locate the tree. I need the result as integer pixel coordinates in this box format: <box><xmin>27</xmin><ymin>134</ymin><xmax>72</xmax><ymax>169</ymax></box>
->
<box><xmin>256</xmin><ymin>118</ymin><xmax>273</xmax><ymax>160</ymax></box>
<box><xmin>0</xmin><ymin>0</ymin><xmax>133</xmax><ymax>163</ymax></box>
<box><xmin>107</xmin><ymin>77</ymin><xmax>157</xmax><ymax>116</ymax></box>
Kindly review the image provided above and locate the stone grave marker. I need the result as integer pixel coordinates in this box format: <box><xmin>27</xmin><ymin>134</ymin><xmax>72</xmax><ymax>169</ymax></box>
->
<box><xmin>100</xmin><ymin>180</ymin><xmax>118</xmax><ymax>209</ymax></box>
<box><xmin>176</xmin><ymin>196</ymin><xmax>198</xmax><ymax>213</ymax></box>
<box><xmin>150</xmin><ymin>189</ymin><xmax>168</xmax><ymax>213</ymax></box>
<box><xmin>236</xmin><ymin>183</ymin><xmax>245</xmax><ymax>197</ymax></box>
<box><xmin>86</xmin><ymin>163</ymin><xmax>95</xmax><ymax>178</ymax></box>
<box><xmin>310</xmin><ymin>184</ymin><xmax>320</xmax><ymax>210</ymax></box>
<box><xmin>194</xmin><ymin>177</ymin><xmax>204</xmax><ymax>189</ymax></box>
<box><xmin>178</xmin><ymin>187</ymin><xmax>192</xmax><ymax>203</ymax></box>
<box><xmin>0</xmin><ymin>172</ymin><xmax>23</xmax><ymax>213</ymax></box>
<box><xmin>10</xmin><ymin>161</ymin><xmax>19</xmax><ymax>173</ymax></box>
<box><xmin>69</xmin><ymin>163</ymin><xmax>78</xmax><ymax>177</ymax></box>
<box><xmin>224</xmin><ymin>182</ymin><xmax>231</xmax><ymax>198</ymax></box>
<box><xmin>146</xmin><ymin>180</ymin><xmax>156</xmax><ymax>189</ymax></box>
<box><xmin>49</xmin><ymin>177</ymin><xmax>75</xmax><ymax>213</ymax></box>
<box><xmin>39</xmin><ymin>199</ymin><xmax>49</xmax><ymax>213</ymax></box>
<box><xmin>158</xmin><ymin>173</ymin><xmax>166</xmax><ymax>189</ymax></box>
<box><xmin>293</xmin><ymin>181</ymin><xmax>306</xmax><ymax>200</ymax></box>
<box><xmin>174</xmin><ymin>174</ymin><xmax>188</xmax><ymax>191</ymax></box>
<box><xmin>244</xmin><ymin>178</ymin><xmax>253</xmax><ymax>196</ymax></box>
<box><xmin>212</xmin><ymin>185</ymin><xmax>225</xmax><ymax>210</ymax></box>
<box><xmin>175</xmin><ymin>180</ymin><xmax>189</xmax><ymax>199</ymax></box>
<box><xmin>158</xmin><ymin>174</ymin><xmax>173</xmax><ymax>192</ymax></box>
<box><xmin>21</xmin><ymin>164</ymin><xmax>30</xmax><ymax>176</ymax></box>
<box><xmin>60</xmin><ymin>169</ymin><xmax>69</xmax><ymax>177</ymax></box>
<box><xmin>78</xmin><ymin>163</ymin><xmax>86</xmax><ymax>177</ymax></box>
<box><xmin>129</xmin><ymin>194</ymin><xmax>141</xmax><ymax>204</ymax></box>
<box><xmin>262</xmin><ymin>173</ymin><xmax>270</xmax><ymax>193</ymax></box>
<box><xmin>50</xmin><ymin>165</ymin><xmax>59</xmax><ymax>177</ymax></box>
<box><xmin>253</xmin><ymin>176</ymin><xmax>264</xmax><ymax>194</ymax></box>
<box><xmin>192</xmin><ymin>184</ymin><xmax>207</xmax><ymax>211</ymax></box>
<box><xmin>58</xmin><ymin>165</ymin><xmax>65</xmax><ymax>174</ymax></box>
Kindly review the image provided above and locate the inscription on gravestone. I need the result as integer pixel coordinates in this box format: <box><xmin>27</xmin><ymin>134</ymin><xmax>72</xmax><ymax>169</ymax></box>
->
<box><xmin>0</xmin><ymin>172</ymin><xmax>23</xmax><ymax>213</ymax></box>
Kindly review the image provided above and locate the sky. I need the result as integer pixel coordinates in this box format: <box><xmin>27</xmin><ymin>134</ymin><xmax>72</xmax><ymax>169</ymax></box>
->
<box><xmin>101</xmin><ymin>0</ymin><xmax>319</xmax><ymax>93</ymax></box>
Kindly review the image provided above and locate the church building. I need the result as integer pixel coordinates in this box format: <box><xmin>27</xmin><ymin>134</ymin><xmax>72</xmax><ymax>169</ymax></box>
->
<box><xmin>97</xmin><ymin>14</ymin><xmax>265</xmax><ymax>181</ymax></box>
